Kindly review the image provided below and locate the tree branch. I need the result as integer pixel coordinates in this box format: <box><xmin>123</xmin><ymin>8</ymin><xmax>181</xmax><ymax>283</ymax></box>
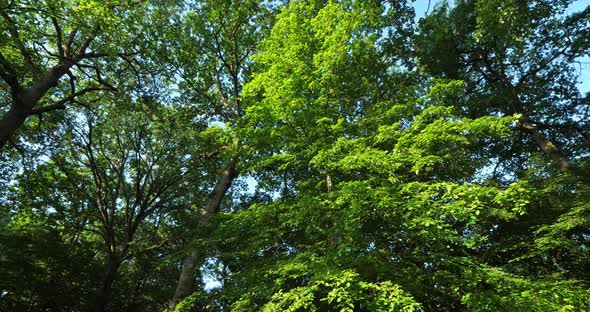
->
<box><xmin>64</xmin><ymin>28</ymin><xmax>78</xmax><ymax>57</ymax></box>
<box><xmin>28</xmin><ymin>102</ymin><xmax>65</xmax><ymax>115</ymax></box>
<box><xmin>50</xmin><ymin>15</ymin><xmax>65</xmax><ymax>58</ymax></box>
<box><xmin>75</xmin><ymin>27</ymin><xmax>101</xmax><ymax>59</ymax></box>
<box><xmin>0</xmin><ymin>0</ymin><xmax>16</xmax><ymax>11</ymax></box>
<box><xmin>0</xmin><ymin>51</ymin><xmax>20</xmax><ymax>90</ymax></box>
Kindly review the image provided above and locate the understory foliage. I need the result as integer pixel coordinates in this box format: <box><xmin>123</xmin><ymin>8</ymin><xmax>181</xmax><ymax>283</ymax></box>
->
<box><xmin>0</xmin><ymin>0</ymin><xmax>589</xmax><ymax>311</ymax></box>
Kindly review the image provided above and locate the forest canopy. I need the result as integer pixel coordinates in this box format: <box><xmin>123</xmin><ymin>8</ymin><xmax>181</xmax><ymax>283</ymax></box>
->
<box><xmin>0</xmin><ymin>0</ymin><xmax>589</xmax><ymax>311</ymax></box>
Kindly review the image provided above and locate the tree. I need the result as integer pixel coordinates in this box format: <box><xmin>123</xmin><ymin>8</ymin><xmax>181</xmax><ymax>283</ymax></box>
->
<box><xmin>0</xmin><ymin>0</ymin><xmax>146</xmax><ymax>152</ymax></box>
<box><xmin>150</xmin><ymin>0</ymin><xmax>276</xmax><ymax>308</ymax></box>
<box><xmin>1</xmin><ymin>98</ymin><xmax>195</xmax><ymax>311</ymax></box>
<box><xmin>416</xmin><ymin>0</ymin><xmax>590</xmax><ymax>306</ymax></box>
<box><xmin>1</xmin><ymin>1</ymin><xmax>589</xmax><ymax>311</ymax></box>
<box><xmin>173</xmin><ymin>0</ymin><xmax>590</xmax><ymax>310</ymax></box>
<box><xmin>416</xmin><ymin>0</ymin><xmax>590</xmax><ymax>174</ymax></box>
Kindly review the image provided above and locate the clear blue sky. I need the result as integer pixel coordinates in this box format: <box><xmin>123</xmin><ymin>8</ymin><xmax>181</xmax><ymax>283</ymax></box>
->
<box><xmin>413</xmin><ymin>0</ymin><xmax>590</xmax><ymax>94</ymax></box>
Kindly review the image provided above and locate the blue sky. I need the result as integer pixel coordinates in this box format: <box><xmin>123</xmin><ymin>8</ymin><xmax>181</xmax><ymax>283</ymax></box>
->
<box><xmin>412</xmin><ymin>0</ymin><xmax>590</xmax><ymax>94</ymax></box>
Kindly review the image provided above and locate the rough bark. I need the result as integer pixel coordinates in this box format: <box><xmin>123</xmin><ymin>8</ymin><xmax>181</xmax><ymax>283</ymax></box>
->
<box><xmin>170</xmin><ymin>157</ymin><xmax>238</xmax><ymax>310</ymax></box>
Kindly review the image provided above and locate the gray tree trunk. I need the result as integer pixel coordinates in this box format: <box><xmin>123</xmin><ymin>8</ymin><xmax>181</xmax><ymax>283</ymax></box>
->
<box><xmin>170</xmin><ymin>157</ymin><xmax>238</xmax><ymax>310</ymax></box>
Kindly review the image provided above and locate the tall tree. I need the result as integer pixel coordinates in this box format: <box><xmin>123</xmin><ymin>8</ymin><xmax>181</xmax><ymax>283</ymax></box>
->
<box><xmin>416</xmin><ymin>0</ymin><xmax>590</xmax><ymax>174</ymax></box>
<box><xmin>416</xmin><ymin>0</ymin><xmax>590</xmax><ymax>301</ymax></box>
<box><xmin>1</xmin><ymin>98</ymin><xmax>195</xmax><ymax>311</ymax></box>
<box><xmin>173</xmin><ymin>0</ymin><xmax>590</xmax><ymax>310</ymax></box>
<box><xmin>1</xmin><ymin>1</ymin><xmax>589</xmax><ymax>311</ymax></box>
<box><xmin>153</xmin><ymin>0</ymin><xmax>276</xmax><ymax>308</ymax></box>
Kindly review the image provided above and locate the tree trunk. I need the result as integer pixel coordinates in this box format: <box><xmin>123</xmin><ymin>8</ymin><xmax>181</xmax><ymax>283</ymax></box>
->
<box><xmin>518</xmin><ymin>115</ymin><xmax>571</xmax><ymax>172</ymax></box>
<box><xmin>93</xmin><ymin>257</ymin><xmax>122</xmax><ymax>312</ymax></box>
<box><xmin>170</xmin><ymin>249</ymin><xmax>200</xmax><ymax>307</ymax></box>
<box><xmin>170</xmin><ymin>157</ymin><xmax>238</xmax><ymax>310</ymax></box>
<box><xmin>478</xmin><ymin>52</ymin><xmax>573</xmax><ymax>173</ymax></box>
<box><xmin>0</xmin><ymin>103</ymin><xmax>27</xmax><ymax>150</ymax></box>
<box><xmin>0</xmin><ymin>60</ymin><xmax>75</xmax><ymax>152</ymax></box>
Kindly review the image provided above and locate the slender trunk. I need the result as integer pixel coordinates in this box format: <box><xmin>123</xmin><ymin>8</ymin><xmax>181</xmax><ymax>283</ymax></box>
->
<box><xmin>170</xmin><ymin>157</ymin><xmax>238</xmax><ymax>310</ymax></box>
<box><xmin>93</xmin><ymin>257</ymin><xmax>122</xmax><ymax>312</ymax></box>
<box><xmin>518</xmin><ymin>115</ymin><xmax>570</xmax><ymax>172</ymax></box>
<box><xmin>171</xmin><ymin>249</ymin><xmax>200</xmax><ymax>307</ymax></box>
<box><xmin>479</xmin><ymin>52</ymin><xmax>573</xmax><ymax>172</ymax></box>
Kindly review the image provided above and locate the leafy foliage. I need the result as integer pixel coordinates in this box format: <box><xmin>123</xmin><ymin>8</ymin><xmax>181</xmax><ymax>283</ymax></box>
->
<box><xmin>1</xmin><ymin>0</ymin><xmax>589</xmax><ymax>311</ymax></box>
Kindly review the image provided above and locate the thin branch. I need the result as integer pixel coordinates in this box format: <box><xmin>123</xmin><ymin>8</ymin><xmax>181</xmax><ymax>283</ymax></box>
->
<box><xmin>75</xmin><ymin>27</ymin><xmax>100</xmax><ymax>58</ymax></box>
<box><xmin>82</xmin><ymin>51</ymin><xmax>139</xmax><ymax>59</ymax></box>
<box><xmin>7</xmin><ymin>137</ymin><xmax>25</xmax><ymax>156</ymax></box>
<box><xmin>64</xmin><ymin>28</ymin><xmax>78</xmax><ymax>57</ymax></box>
<box><xmin>50</xmin><ymin>16</ymin><xmax>65</xmax><ymax>58</ymax></box>
<box><xmin>29</xmin><ymin>86</ymin><xmax>108</xmax><ymax>115</ymax></box>
<box><xmin>74</xmin><ymin>63</ymin><xmax>117</xmax><ymax>91</ymax></box>
<box><xmin>516</xmin><ymin>45</ymin><xmax>570</xmax><ymax>88</ymax></box>
<box><xmin>535</xmin><ymin>122</ymin><xmax>590</xmax><ymax>140</ymax></box>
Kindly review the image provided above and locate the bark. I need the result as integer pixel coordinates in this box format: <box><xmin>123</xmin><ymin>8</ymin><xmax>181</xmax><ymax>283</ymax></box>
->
<box><xmin>477</xmin><ymin>49</ymin><xmax>573</xmax><ymax>172</ymax></box>
<box><xmin>93</xmin><ymin>257</ymin><xmax>122</xmax><ymax>312</ymax></box>
<box><xmin>170</xmin><ymin>157</ymin><xmax>238</xmax><ymax>310</ymax></box>
<box><xmin>518</xmin><ymin>116</ymin><xmax>570</xmax><ymax>172</ymax></box>
<box><xmin>509</xmin><ymin>87</ymin><xmax>571</xmax><ymax>172</ymax></box>
<box><xmin>92</xmin><ymin>226</ymin><xmax>132</xmax><ymax>312</ymax></box>
<box><xmin>0</xmin><ymin>102</ymin><xmax>27</xmax><ymax>151</ymax></box>
<box><xmin>171</xmin><ymin>249</ymin><xmax>200</xmax><ymax>307</ymax></box>
<box><xmin>203</xmin><ymin>157</ymin><xmax>238</xmax><ymax>219</ymax></box>
<box><xmin>0</xmin><ymin>60</ymin><xmax>76</xmax><ymax>151</ymax></box>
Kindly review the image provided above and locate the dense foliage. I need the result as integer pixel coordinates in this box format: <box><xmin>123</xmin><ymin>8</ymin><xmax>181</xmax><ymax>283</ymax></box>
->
<box><xmin>1</xmin><ymin>0</ymin><xmax>588</xmax><ymax>311</ymax></box>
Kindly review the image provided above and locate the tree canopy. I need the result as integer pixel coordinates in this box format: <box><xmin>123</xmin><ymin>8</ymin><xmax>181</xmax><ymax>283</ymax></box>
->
<box><xmin>1</xmin><ymin>0</ymin><xmax>589</xmax><ymax>311</ymax></box>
